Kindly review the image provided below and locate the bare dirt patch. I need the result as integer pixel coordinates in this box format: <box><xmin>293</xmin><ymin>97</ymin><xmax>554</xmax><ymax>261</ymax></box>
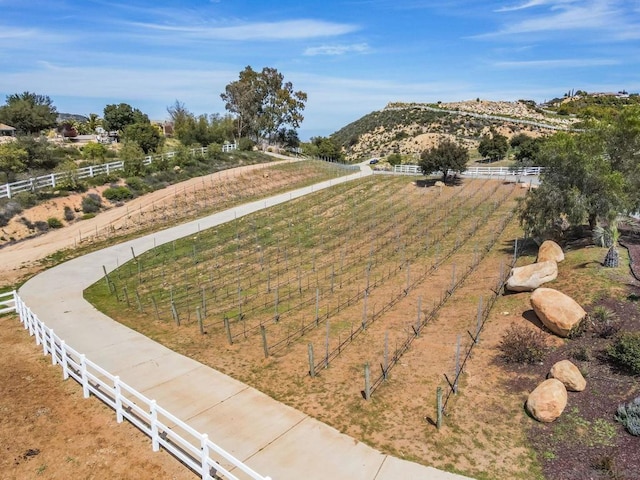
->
<box><xmin>0</xmin><ymin>313</ymin><xmax>192</xmax><ymax>480</ymax></box>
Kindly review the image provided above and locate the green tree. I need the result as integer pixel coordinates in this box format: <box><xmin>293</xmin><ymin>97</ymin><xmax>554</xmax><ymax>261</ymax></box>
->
<box><xmin>103</xmin><ymin>103</ymin><xmax>149</xmax><ymax>133</ymax></box>
<box><xmin>119</xmin><ymin>141</ymin><xmax>145</xmax><ymax>177</ymax></box>
<box><xmin>0</xmin><ymin>92</ymin><xmax>58</xmax><ymax>135</ymax></box>
<box><xmin>220</xmin><ymin>66</ymin><xmax>262</xmax><ymax>139</ymax></box>
<box><xmin>419</xmin><ymin>139</ymin><xmax>469</xmax><ymax>182</ymax></box>
<box><xmin>168</xmin><ymin>100</ymin><xmax>235</xmax><ymax>147</ymax></box>
<box><xmin>603</xmin><ymin>106</ymin><xmax>640</xmax><ymax>212</ymax></box>
<box><xmin>514</xmin><ymin>137</ymin><xmax>544</xmax><ymax>166</ymax></box>
<box><xmin>519</xmin><ymin>131</ymin><xmax>630</xmax><ymax>240</ymax></box>
<box><xmin>82</xmin><ymin>142</ymin><xmax>108</xmax><ymax>161</ymax></box>
<box><xmin>123</xmin><ymin>122</ymin><xmax>163</xmax><ymax>154</ymax></box>
<box><xmin>304</xmin><ymin>136</ymin><xmax>343</xmax><ymax>161</ymax></box>
<box><xmin>387</xmin><ymin>153</ymin><xmax>402</xmax><ymax>166</ymax></box>
<box><xmin>0</xmin><ymin>142</ymin><xmax>28</xmax><ymax>182</ymax></box>
<box><xmin>54</xmin><ymin>159</ymin><xmax>83</xmax><ymax>191</ymax></box>
<box><xmin>478</xmin><ymin>130</ymin><xmax>509</xmax><ymax>162</ymax></box>
<box><xmin>509</xmin><ymin>133</ymin><xmax>531</xmax><ymax>149</ymax></box>
<box><xmin>84</xmin><ymin>113</ymin><xmax>102</xmax><ymax>133</ymax></box>
<box><xmin>221</xmin><ymin>66</ymin><xmax>307</xmax><ymax>143</ymax></box>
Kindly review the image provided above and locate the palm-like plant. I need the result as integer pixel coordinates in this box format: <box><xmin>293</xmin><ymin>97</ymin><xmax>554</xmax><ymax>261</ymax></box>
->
<box><xmin>592</xmin><ymin>221</ymin><xmax>620</xmax><ymax>268</ymax></box>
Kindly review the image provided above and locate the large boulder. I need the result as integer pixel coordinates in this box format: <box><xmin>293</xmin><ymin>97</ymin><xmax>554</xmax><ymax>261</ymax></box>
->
<box><xmin>530</xmin><ymin>288</ymin><xmax>587</xmax><ymax>338</ymax></box>
<box><xmin>526</xmin><ymin>378</ymin><xmax>568</xmax><ymax>422</ymax></box>
<box><xmin>549</xmin><ymin>360</ymin><xmax>586</xmax><ymax>392</ymax></box>
<box><xmin>537</xmin><ymin>240</ymin><xmax>565</xmax><ymax>263</ymax></box>
<box><xmin>506</xmin><ymin>260</ymin><xmax>558</xmax><ymax>292</ymax></box>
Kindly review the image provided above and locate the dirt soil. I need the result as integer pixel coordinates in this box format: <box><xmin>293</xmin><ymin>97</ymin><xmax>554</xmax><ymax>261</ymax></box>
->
<box><xmin>0</xmin><ymin>313</ymin><xmax>192</xmax><ymax>480</ymax></box>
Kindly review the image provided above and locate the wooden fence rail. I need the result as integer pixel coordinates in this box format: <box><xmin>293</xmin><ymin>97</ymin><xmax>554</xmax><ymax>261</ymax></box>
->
<box><xmin>7</xmin><ymin>291</ymin><xmax>271</xmax><ymax>480</ymax></box>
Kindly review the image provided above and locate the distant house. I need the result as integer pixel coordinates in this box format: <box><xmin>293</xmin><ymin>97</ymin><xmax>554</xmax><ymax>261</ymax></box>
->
<box><xmin>0</xmin><ymin>123</ymin><xmax>16</xmax><ymax>136</ymax></box>
<box><xmin>152</xmin><ymin>120</ymin><xmax>174</xmax><ymax>137</ymax></box>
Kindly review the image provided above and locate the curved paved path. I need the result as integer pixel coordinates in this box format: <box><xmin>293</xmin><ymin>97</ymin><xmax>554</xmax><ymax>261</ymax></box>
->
<box><xmin>18</xmin><ymin>163</ymin><xmax>471</xmax><ymax>480</ymax></box>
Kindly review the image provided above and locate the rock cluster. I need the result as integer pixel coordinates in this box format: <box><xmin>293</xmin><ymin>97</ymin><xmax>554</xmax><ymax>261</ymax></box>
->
<box><xmin>505</xmin><ymin>240</ymin><xmax>589</xmax><ymax>423</ymax></box>
<box><xmin>526</xmin><ymin>360</ymin><xmax>586</xmax><ymax>422</ymax></box>
<box><xmin>506</xmin><ymin>240</ymin><xmax>563</xmax><ymax>292</ymax></box>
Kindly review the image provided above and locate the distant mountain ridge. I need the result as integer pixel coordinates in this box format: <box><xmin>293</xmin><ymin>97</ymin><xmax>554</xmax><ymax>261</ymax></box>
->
<box><xmin>57</xmin><ymin>113</ymin><xmax>88</xmax><ymax>123</ymax></box>
<box><xmin>330</xmin><ymin>92</ymin><xmax>639</xmax><ymax>163</ymax></box>
<box><xmin>331</xmin><ymin>99</ymin><xmax>575</xmax><ymax>162</ymax></box>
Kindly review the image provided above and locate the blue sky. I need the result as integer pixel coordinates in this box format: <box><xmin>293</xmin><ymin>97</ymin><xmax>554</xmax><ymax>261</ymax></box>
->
<box><xmin>1</xmin><ymin>0</ymin><xmax>639</xmax><ymax>140</ymax></box>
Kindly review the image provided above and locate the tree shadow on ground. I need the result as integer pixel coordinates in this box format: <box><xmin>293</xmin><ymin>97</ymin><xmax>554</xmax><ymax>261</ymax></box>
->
<box><xmin>414</xmin><ymin>176</ymin><xmax>463</xmax><ymax>188</ymax></box>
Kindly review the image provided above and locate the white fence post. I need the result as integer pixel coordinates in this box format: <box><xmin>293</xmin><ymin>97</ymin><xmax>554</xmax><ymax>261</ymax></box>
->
<box><xmin>151</xmin><ymin>400</ymin><xmax>160</xmax><ymax>452</ymax></box>
<box><xmin>81</xmin><ymin>354</ymin><xmax>90</xmax><ymax>398</ymax></box>
<box><xmin>41</xmin><ymin>325</ymin><xmax>49</xmax><ymax>355</ymax></box>
<box><xmin>201</xmin><ymin>433</ymin><xmax>210</xmax><ymax>480</ymax></box>
<box><xmin>50</xmin><ymin>329</ymin><xmax>57</xmax><ymax>365</ymax></box>
<box><xmin>114</xmin><ymin>376</ymin><xmax>123</xmax><ymax>423</ymax></box>
<box><xmin>33</xmin><ymin>310</ymin><xmax>40</xmax><ymax>344</ymax></box>
<box><xmin>61</xmin><ymin>341</ymin><xmax>69</xmax><ymax>380</ymax></box>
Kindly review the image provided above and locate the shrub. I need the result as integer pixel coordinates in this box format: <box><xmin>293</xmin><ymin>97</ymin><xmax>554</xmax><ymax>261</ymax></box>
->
<box><xmin>63</xmin><ymin>206</ymin><xmax>75</xmax><ymax>222</ymax></box>
<box><xmin>125</xmin><ymin>176</ymin><xmax>148</xmax><ymax>195</ymax></box>
<box><xmin>237</xmin><ymin>137</ymin><xmax>255</xmax><ymax>151</ymax></box>
<box><xmin>81</xmin><ymin>193</ymin><xmax>102</xmax><ymax>214</ymax></box>
<box><xmin>34</xmin><ymin>220</ymin><xmax>49</xmax><ymax>232</ymax></box>
<box><xmin>569</xmin><ymin>345</ymin><xmax>591</xmax><ymax>362</ymax></box>
<box><xmin>607</xmin><ymin>333</ymin><xmax>640</xmax><ymax>374</ymax></box>
<box><xmin>616</xmin><ymin>396</ymin><xmax>640</xmax><ymax>436</ymax></box>
<box><xmin>47</xmin><ymin>217</ymin><xmax>63</xmax><ymax>229</ymax></box>
<box><xmin>498</xmin><ymin>323</ymin><xmax>549</xmax><ymax>364</ymax></box>
<box><xmin>567</xmin><ymin>318</ymin><xmax>588</xmax><ymax>339</ymax></box>
<box><xmin>13</xmin><ymin>192</ymin><xmax>38</xmax><ymax>209</ymax></box>
<box><xmin>0</xmin><ymin>200</ymin><xmax>24</xmax><ymax>227</ymax></box>
<box><xmin>103</xmin><ymin>186</ymin><xmax>134</xmax><ymax>202</ymax></box>
<box><xmin>590</xmin><ymin>306</ymin><xmax>621</xmax><ymax>339</ymax></box>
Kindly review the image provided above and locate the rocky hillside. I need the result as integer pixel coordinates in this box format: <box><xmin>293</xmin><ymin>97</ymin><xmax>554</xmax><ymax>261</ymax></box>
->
<box><xmin>331</xmin><ymin>100</ymin><xmax>580</xmax><ymax>163</ymax></box>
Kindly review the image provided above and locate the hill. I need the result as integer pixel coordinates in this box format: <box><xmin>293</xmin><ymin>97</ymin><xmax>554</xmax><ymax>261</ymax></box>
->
<box><xmin>330</xmin><ymin>99</ymin><xmax>579</xmax><ymax>163</ymax></box>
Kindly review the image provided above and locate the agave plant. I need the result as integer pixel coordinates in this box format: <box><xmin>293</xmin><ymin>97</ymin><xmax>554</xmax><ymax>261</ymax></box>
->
<box><xmin>592</xmin><ymin>222</ymin><xmax>620</xmax><ymax>268</ymax></box>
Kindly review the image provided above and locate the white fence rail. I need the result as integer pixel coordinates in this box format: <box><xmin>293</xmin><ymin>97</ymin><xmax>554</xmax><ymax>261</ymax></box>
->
<box><xmin>390</xmin><ymin>164</ymin><xmax>542</xmax><ymax>177</ymax></box>
<box><xmin>1</xmin><ymin>147</ymin><xmax>211</xmax><ymax>200</ymax></box>
<box><xmin>0</xmin><ymin>290</ymin><xmax>16</xmax><ymax>314</ymax></box>
<box><xmin>7</xmin><ymin>291</ymin><xmax>271</xmax><ymax>480</ymax></box>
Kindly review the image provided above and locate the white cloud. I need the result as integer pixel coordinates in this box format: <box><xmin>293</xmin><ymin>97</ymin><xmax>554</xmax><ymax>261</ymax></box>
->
<box><xmin>476</xmin><ymin>0</ymin><xmax>637</xmax><ymax>39</ymax></box>
<box><xmin>494</xmin><ymin>58</ymin><xmax>620</xmax><ymax>68</ymax></box>
<box><xmin>128</xmin><ymin>19</ymin><xmax>359</xmax><ymax>41</ymax></box>
<box><xmin>495</xmin><ymin>0</ymin><xmax>578</xmax><ymax>13</ymax></box>
<box><xmin>304</xmin><ymin>43</ymin><xmax>370</xmax><ymax>56</ymax></box>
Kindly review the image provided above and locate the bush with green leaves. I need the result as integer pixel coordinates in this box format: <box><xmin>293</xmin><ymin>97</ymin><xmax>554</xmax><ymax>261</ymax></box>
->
<box><xmin>81</xmin><ymin>193</ymin><xmax>102</xmax><ymax>214</ymax></box>
<box><xmin>590</xmin><ymin>306</ymin><xmax>621</xmax><ymax>338</ymax></box>
<box><xmin>499</xmin><ymin>323</ymin><xmax>549</xmax><ymax>364</ymax></box>
<box><xmin>125</xmin><ymin>177</ymin><xmax>149</xmax><ymax>195</ymax></box>
<box><xmin>47</xmin><ymin>217</ymin><xmax>63</xmax><ymax>229</ymax></box>
<box><xmin>237</xmin><ymin>137</ymin><xmax>255</xmax><ymax>151</ymax></box>
<box><xmin>103</xmin><ymin>186</ymin><xmax>134</xmax><ymax>202</ymax></box>
<box><xmin>13</xmin><ymin>192</ymin><xmax>38</xmax><ymax>209</ymax></box>
<box><xmin>616</xmin><ymin>396</ymin><xmax>640</xmax><ymax>436</ymax></box>
<box><xmin>607</xmin><ymin>332</ymin><xmax>640</xmax><ymax>374</ymax></box>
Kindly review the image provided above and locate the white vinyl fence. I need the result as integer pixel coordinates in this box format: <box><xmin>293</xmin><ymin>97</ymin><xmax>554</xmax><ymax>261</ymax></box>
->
<box><xmin>390</xmin><ymin>164</ymin><xmax>542</xmax><ymax>177</ymax></box>
<box><xmin>0</xmin><ymin>146</ymin><xmax>212</xmax><ymax>200</ymax></box>
<box><xmin>4</xmin><ymin>291</ymin><xmax>271</xmax><ymax>480</ymax></box>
